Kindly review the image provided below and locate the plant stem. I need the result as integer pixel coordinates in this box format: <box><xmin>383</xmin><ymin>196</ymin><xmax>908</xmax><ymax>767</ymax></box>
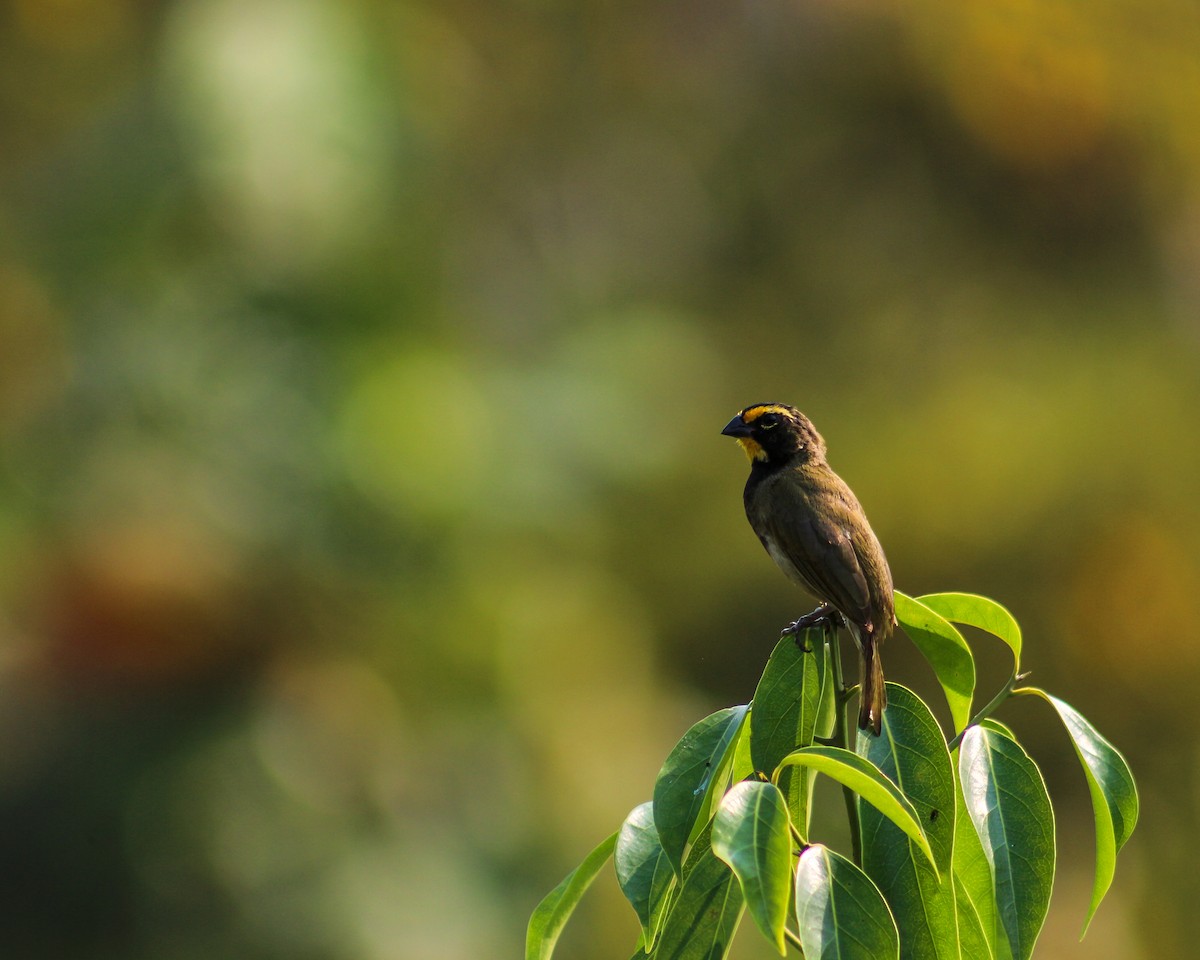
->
<box><xmin>947</xmin><ymin>670</ymin><xmax>1027</xmax><ymax>751</ymax></box>
<box><xmin>826</xmin><ymin>620</ymin><xmax>863</xmax><ymax>866</ymax></box>
<box><xmin>784</xmin><ymin>927</ymin><xmax>806</xmax><ymax>953</ymax></box>
<box><xmin>789</xmin><ymin>820</ymin><xmax>808</xmax><ymax>848</ymax></box>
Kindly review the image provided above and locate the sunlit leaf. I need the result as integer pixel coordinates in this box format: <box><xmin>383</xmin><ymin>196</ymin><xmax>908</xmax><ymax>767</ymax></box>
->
<box><xmin>919</xmin><ymin>593</ymin><xmax>1022</xmax><ymax>671</ymax></box>
<box><xmin>814</xmin><ymin>635</ymin><xmax>839</xmax><ymax>739</ymax></box>
<box><xmin>653</xmin><ymin>705</ymin><xmax>749</xmax><ymax>876</ymax></box>
<box><xmin>952</xmin><ymin>756</ymin><xmax>1004</xmax><ymax>960</ymax></box>
<box><xmin>953</xmin><ymin>873</ymin><xmax>996</xmax><ymax>960</ymax></box>
<box><xmin>729</xmin><ymin>714</ymin><xmax>755</xmax><ymax>786</ymax></box>
<box><xmin>1025</xmin><ymin>689</ymin><xmax>1138</xmax><ymax>936</ymax></box>
<box><xmin>979</xmin><ymin>718</ymin><xmax>1017</xmax><ymax>740</ymax></box>
<box><xmin>894</xmin><ymin>591</ymin><xmax>975</xmax><ymax>734</ymax></box>
<box><xmin>526</xmin><ymin>832</ymin><xmax>618</xmax><ymax>960</ymax></box>
<box><xmin>959</xmin><ymin>727</ymin><xmax>1055</xmax><ymax>960</ymax></box>
<box><xmin>615</xmin><ymin>802</ymin><xmax>675</xmax><ymax>948</ymax></box>
<box><xmin>688</xmin><ymin>713</ymin><xmax>753</xmax><ymax>848</ymax></box>
<box><xmin>751</xmin><ymin>629</ymin><xmax>828</xmax><ymax>772</ymax></box>
<box><xmin>795</xmin><ymin>844</ymin><xmax>899</xmax><ymax>960</ymax></box>
<box><xmin>856</xmin><ymin>684</ymin><xmax>958</xmax><ymax>959</ymax></box>
<box><xmin>776</xmin><ymin>745</ymin><xmax>936</xmax><ymax>872</ymax></box>
<box><xmin>712</xmin><ymin>781</ymin><xmax>793</xmax><ymax>954</ymax></box>
<box><xmin>653</xmin><ymin>824</ymin><xmax>744</xmax><ymax>960</ymax></box>
<box><xmin>751</xmin><ymin>629</ymin><xmax>829</xmax><ymax>833</ymax></box>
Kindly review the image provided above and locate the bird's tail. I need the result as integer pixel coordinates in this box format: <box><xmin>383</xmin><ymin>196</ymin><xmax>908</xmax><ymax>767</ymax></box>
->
<box><xmin>857</xmin><ymin>634</ymin><xmax>886</xmax><ymax>736</ymax></box>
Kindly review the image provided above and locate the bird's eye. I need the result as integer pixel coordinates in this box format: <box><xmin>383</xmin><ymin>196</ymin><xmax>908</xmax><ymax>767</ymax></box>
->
<box><xmin>758</xmin><ymin>414</ymin><xmax>779</xmax><ymax>429</ymax></box>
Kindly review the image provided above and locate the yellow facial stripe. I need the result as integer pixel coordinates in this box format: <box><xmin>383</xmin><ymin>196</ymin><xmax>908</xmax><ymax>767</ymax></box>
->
<box><xmin>736</xmin><ymin>437</ymin><xmax>768</xmax><ymax>462</ymax></box>
<box><xmin>741</xmin><ymin>404</ymin><xmax>793</xmax><ymax>424</ymax></box>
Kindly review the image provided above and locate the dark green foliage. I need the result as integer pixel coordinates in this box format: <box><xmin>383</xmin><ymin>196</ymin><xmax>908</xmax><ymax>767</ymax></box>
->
<box><xmin>527</xmin><ymin>592</ymin><xmax>1138</xmax><ymax>960</ymax></box>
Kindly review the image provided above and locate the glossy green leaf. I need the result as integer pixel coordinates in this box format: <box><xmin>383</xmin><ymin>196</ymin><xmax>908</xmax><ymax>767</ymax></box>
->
<box><xmin>653</xmin><ymin>705</ymin><xmax>749</xmax><ymax>876</ymax></box>
<box><xmin>688</xmin><ymin>708</ymin><xmax>753</xmax><ymax>847</ymax></box>
<box><xmin>952</xmin><ymin>756</ymin><xmax>1004</xmax><ymax>960</ymax></box>
<box><xmin>729</xmin><ymin>714</ymin><xmax>755</xmax><ymax>786</ymax></box>
<box><xmin>894</xmin><ymin>591</ymin><xmax>975</xmax><ymax>734</ymax></box>
<box><xmin>653</xmin><ymin>824</ymin><xmax>745</xmax><ymax>960</ymax></box>
<box><xmin>1026</xmin><ymin>689</ymin><xmax>1138</xmax><ymax>936</ymax></box>
<box><xmin>979</xmin><ymin>718</ymin><xmax>1016</xmax><ymax>740</ymax></box>
<box><xmin>959</xmin><ymin>726</ymin><xmax>1055</xmax><ymax>960</ymax></box>
<box><xmin>712</xmin><ymin>781</ymin><xmax>793</xmax><ymax>954</ymax></box>
<box><xmin>776</xmin><ymin>745</ymin><xmax>936</xmax><ymax>872</ymax></box>
<box><xmin>919</xmin><ymin>592</ymin><xmax>1022</xmax><ymax>671</ymax></box>
<box><xmin>795</xmin><ymin>844</ymin><xmax>900</xmax><ymax>960</ymax></box>
<box><xmin>526</xmin><ymin>832</ymin><xmax>618</xmax><ymax>960</ymax></box>
<box><xmin>856</xmin><ymin>683</ymin><xmax>958</xmax><ymax>959</ymax></box>
<box><xmin>615</xmin><ymin>802</ymin><xmax>676</xmax><ymax>948</ymax></box>
<box><xmin>799</xmin><ymin>638</ymin><xmax>839</xmax><ymax>835</ymax></box>
<box><xmin>751</xmin><ymin>629</ymin><xmax>828</xmax><ymax>772</ymax></box>
<box><xmin>814</xmin><ymin>635</ymin><xmax>839</xmax><ymax>739</ymax></box>
<box><xmin>751</xmin><ymin>629</ymin><xmax>829</xmax><ymax>833</ymax></box>
<box><xmin>952</xmin><ymin>872</ymin><xmax>997</xmax><ymax>960</ymax></box>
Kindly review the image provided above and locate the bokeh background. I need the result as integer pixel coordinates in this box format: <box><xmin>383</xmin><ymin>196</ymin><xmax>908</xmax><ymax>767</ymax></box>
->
<box><xmin>1</xmin><ymin>0</ymin><xmax>1197</xmax><ymax>957</ymax></box>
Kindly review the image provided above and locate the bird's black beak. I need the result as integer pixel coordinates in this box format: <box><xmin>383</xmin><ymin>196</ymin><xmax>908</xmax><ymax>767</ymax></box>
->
<box><xmin>721</xmin><ymin>414</ymin><xmax>753</xmax><ymax>438</ymax></box>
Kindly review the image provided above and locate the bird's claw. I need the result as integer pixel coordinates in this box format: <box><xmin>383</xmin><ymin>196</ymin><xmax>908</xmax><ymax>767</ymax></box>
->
<box><xmin>782</xmin><ymin>605</ymin><xmax>844</xmax><ymax>651</ymax></box>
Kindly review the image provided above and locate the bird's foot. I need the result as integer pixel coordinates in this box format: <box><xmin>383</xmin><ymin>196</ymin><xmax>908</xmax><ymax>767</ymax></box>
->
<box><xmin>781</xmin><ymin>604</ymin><xmax>844</xmax><ymax>650</ymax></box>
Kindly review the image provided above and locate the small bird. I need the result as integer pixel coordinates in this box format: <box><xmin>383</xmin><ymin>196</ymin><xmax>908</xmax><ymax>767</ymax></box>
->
<box><xmin>721</xmin><ymin>403</ymin><xmax>895</xmax><ymax>734</ymax></box>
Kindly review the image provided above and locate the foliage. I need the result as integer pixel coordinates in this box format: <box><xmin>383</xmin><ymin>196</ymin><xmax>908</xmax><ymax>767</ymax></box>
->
<box><xmin>527</xmin><ymin>592</ymin><xmax>1137</xmax><ymax>960</ymax></box>
<box><xmin>2</xmin><ymin>0</ymin><xmax>1196</xmax><ymax>955</ymax></box>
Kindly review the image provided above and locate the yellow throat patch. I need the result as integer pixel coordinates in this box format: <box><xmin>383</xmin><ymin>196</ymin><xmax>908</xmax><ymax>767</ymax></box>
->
<box><xmin>736</xmin><ymin>437</ymin><xmax>768</xmax><ymax>462</ymax></box>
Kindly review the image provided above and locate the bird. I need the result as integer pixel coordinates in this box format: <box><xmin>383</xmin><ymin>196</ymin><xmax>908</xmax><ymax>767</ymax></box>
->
<box><xmin>721</xmin><ymin>403</ymin><xmax>895</xmax><ymax>734</ymax></box>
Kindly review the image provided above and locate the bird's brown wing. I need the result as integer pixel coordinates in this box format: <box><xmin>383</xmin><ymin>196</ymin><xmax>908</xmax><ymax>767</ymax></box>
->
<box><xmin>750</xmin><ymin>471</ymin><xmax>873</xmax><ymax>628</ymax></box>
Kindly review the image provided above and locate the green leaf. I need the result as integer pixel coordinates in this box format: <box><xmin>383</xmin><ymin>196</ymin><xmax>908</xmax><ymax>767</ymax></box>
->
<box><xmin>526</xmin><ymin>832</ymin><xmax>618</xmax><ymax>960</ymax></box>
<box><xmin>959</xmin><ymin>726</ymin><xmax>1055</xmax><ymax>960</ymax></box>
<box><xmin>952</xmin><ymin>757</ymin><xmax>1004</xmax><ymax>960</ymax></box>
<box><xmin>919</xmin><ymin>592</ymin><xmax>1022</xmax><ymax>671</ymax></box>
<box><xmin>751</xmin><ymin>629</ymin><xmax>829</xmax><ymax>834</ymax></box>
<box><xmin>795</xmin><ymin>844</ymin><xmax>900</xmax><ymax>960</ymax></box>
<box><xmin>711</xmin><ymin>781</ymin><xmax>793</xmax><ymax>955</ymax></box>
<box><xmin>952</xmin><ymin>872</ymin><xmax>998</xmax><ymax>960</ymax></box>
<box><xmin>729</xmin><ymin>714</ymin><xmax>755</xmax><ymax>786</ymax></box>
<box><xmin>751</xmin><ymin>629</ymin><xmax>828</xmax><ymax>772</ymax></box>
<box><xmin>615</xmin><ymin>802</ymin><xmax>676</xmax><ymax>948</ymax></box>
<box><xmin>775</xmin><ymin>745</ymin><xmax>937</xmax><ymax>873</ymax></box>
<box><xmin>689</xmin><ymin>707</ymin><xmax>753</xmax><ymax>846</ymax></box>
<box><xmin>855</xmin><ymin>684</ymin><xmax>958</xmax><ymax>959</ymax></box>
<box><xmin>653</xmin><ymin>705</ymin><xmax>750</xmax><ymax>876</ymax></box>
<box><xmin>653</xmin><ymin>824</ymin><xmax>745</xmax><ymax>960</ymax></box>
<box><xmin>978</xmin><ymin>718</ymin><xmax>1017</xmax><ymax>739</ymax></box>
<box><xmin>814</xmin><ymin>636</ymin><xmax>839</xmax><ymax>739</ymax></box>
<box><xmin>894</xmin><ymin>591</ymin><xmax>975</xmax><ymax>734</ymax></box>
<box><xmin>1025</xmin><ymin>689</ymin><xmax>1138</xmax><ymax>936</ymax></box>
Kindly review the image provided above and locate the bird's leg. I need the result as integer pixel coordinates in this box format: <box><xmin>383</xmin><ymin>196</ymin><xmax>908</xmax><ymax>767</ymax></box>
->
<box><xmin>782</xmin><ymin>604</ymin><xmax>845</xmax><ymax>650</ymax></box>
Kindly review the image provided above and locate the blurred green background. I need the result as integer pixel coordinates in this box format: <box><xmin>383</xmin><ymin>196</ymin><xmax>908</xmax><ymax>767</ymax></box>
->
<box><xmin>1</xmin><ymin>0</ymin><xmax>1197</xmax><ymax>957</ymax></box>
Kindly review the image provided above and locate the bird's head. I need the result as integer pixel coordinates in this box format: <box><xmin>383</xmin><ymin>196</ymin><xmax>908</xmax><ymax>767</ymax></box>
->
<box><xmin>721</xmin><ymin>403</ymin><xmax>826</xmax><ymax>465</ymax></box>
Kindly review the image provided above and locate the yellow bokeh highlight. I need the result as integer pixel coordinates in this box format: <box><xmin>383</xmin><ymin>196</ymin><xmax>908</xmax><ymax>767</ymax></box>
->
<box><xmin>914</xmin><ymin>0</ymin><xmax>1112</xmax><ymax>170</ymax></box>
